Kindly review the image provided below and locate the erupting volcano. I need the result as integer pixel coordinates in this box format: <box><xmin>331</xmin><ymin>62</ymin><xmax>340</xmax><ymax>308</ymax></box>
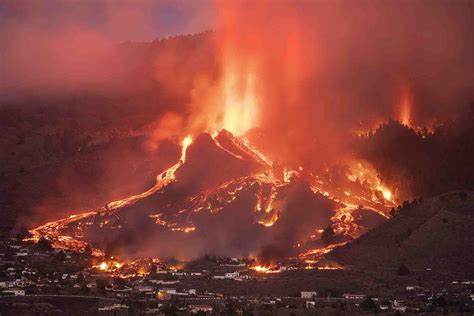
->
<box><xmin>3</xmin><ymin>2</ymin><xmax>474</xmax><ymax>314</ymax></box>
<box><xmin>28</xmin><ymin>124</ymin><xmax>397</xmax><ymax>266</ymax></box>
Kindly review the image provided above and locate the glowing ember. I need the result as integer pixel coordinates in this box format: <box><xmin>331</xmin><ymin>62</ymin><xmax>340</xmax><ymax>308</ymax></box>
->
<box><xmin>381</xmin><ymin>187</ymin><xmax>392</xmax><ymax>201</ymax></box>
<box><xmin>99</xmin><ymin>262</ymin><xmax>108</xmax><ymax>270</ymax></box>
<box><xmin>250</xmin><ymin>265</ymin><xmax>281</xmax><ymax>274</ymax></box>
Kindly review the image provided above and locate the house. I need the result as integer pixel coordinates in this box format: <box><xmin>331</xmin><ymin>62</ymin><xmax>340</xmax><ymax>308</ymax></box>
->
<box><xmin>161</xmin><ymin>288</ymin><xmax>177</xmax><ymax>294</ymax></box>
<box><xmin>379</xmin><ymin>304</ymin><xmax>390</xmax><ymax>311</ymax></box>
<box><xmin>190</xmin><ymin>272</ymin><xmax>202</xmax><ymax>276</ymax></box>
<box><xmin>406</xmin><ymin>285</ymin><xmax>424</xmax><ymax>292</ymax></box>
<box><xmin>0</xmin><ymin>281</ymin><xmax>15</xmax><ymax>288</ymax></box>
<box><xmin>172</xmin><ymin>271</ymin><xmax>187</xmax><ymax>276</ymax></box>
<box><xmin>14</xmin><ymin>279</ymin><xmax>33</xmax><ymax>287</ymax></box>
<box><xmin>393</xmin><ymin>299</ymin><xmax>407</xmax><ymax>312</ymax></box>
<box><xmin>134</xmin><ymin>285</ymin><xmax>154</xmax><ymax>293</ymax></box>
<box><xmin>149</xmin><ymin>279</ymin><xmax>179</xmax><ymax>285</ymax></box>
<box><xmin>105</xmin><ymin>285</ymin><xmax>133</xmax><ymax>297</ymax></box>
<box><xmin>224</xmin><ymin>272</ymin><xmax>239</xmax><ymax>279</ymax></box>
<box><xmin>156</xmin><ymin>290</ymin><xmax>172</xmax><ymax>301</ymax></box>
<box><xmin>188</xmin><ymin>305</ymin><xmax>213</xmax><ymax>314</ymax></box>
<box><xmin>343</xmin><ymin>293</ymin><xmax>366</xmax><ymax>300</ymax></box>
<box><xmin>394</xmin><ymin>305</ymin><xmax>407</xmax><ymax>312</ymax></box>
<box><xmin>301</xmin><ymin>291</ymin><xmax>317</xmax><ymax>299</ymax></box>
<box><xmin>3</xmin><ymin>288</ymin><xmax>26</xmax><ymax>296</ymax></box>
<box><xmin>98</xmin><ymin>304</ymin><xmax>129</xmax><ymax>311</ymax></box>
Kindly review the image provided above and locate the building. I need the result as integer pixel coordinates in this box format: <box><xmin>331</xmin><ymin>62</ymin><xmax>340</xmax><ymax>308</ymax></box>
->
<box><xmin>134</xmin><ymin>285</ymin><xmax>154</xmax><ymax>293</ymax></box>
<box><xmin>0</xmin><ymin>281</ymin><xmax>15</xmax><ymax>288</ymax></box>
<box><xmin>98</xmin><ymin>304</ymin><xmax>129</xmax><ymax>311</ymax></box>
<box><xmin>406</xmin><ymin>285</ymin><xmax>423</xmax><ymax>291</ymax></box>
<box><xmin>188</xmin><ymin>304</ymin><xmax>213</xmax><ymax>314</ymax></box>
<box><xmin>3</xmin><ymin>288</ymin><xmax>25</xmax><ymax>296</ymax></box>
<box><xmin>343</xmin><ymin>293</ymin><xmax>366</xmax><ymax>300</ymax></box>
<box><xmin>224</xmin><ymin>272</ymin><xmax>240</xmax><ymax>279</ymax></box>
<box><xmin>301</xmin><ymin>291</ymin><xmax>317</xmax><ymax>299</ymax></box>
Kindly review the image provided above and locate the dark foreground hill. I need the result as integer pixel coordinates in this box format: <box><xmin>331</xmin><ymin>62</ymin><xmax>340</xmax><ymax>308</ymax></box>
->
<box><xmin>327</xmin><ymin>191</ymin><xmax>474</xmax><ymax>277</ymax></box>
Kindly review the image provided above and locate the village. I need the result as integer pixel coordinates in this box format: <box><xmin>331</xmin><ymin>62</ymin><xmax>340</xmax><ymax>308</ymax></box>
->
<box><xmin>0</xmin><ymin>237</ymin><xmax>473</xmax><ymax>314</ymax></box>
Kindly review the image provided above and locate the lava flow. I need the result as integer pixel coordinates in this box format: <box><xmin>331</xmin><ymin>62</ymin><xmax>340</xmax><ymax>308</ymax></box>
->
<box><xmin>27</xmin><ymin>126</ymin><xmax>400</xmax><ymax>270</ymax></box>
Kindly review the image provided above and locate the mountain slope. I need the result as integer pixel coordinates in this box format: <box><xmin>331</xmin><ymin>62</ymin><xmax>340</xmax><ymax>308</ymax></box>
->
<box><xmin>327</xmin><ymin>191</ymin><xmax>474</xmax><ymax>276</ymax></box>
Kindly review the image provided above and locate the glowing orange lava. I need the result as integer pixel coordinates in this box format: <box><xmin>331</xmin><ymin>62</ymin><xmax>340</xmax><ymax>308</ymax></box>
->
<box><xmin>99</xmin><ymin>261</ymin><xmax>108</xmax><ymax>270</ymax></box>
<box><xmin>180</xmin><ymin>136</ymin><xmax>193</xmax><ymax>162</ymax></box>
<box><xmin>251</xmin><ymin>265</ymin><xmax>281</xmax><ymax>274</ymax></box>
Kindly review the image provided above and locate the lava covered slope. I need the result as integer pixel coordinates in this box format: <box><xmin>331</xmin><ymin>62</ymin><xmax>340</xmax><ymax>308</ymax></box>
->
<box><xmin>29</xmin><ymin>130</ymin><xmax>389</xmax><ymax>261</ymax></box>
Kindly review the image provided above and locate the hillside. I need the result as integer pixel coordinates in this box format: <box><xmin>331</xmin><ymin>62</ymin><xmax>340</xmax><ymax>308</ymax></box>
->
<box><xmin>327</xmin><ymin>190</ymin><xmax>474</xmax><ymax>277</ymax></box>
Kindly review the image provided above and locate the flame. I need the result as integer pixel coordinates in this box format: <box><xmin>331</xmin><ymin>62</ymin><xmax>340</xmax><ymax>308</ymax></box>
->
<box><xmin>180</xmin><ymin>136</ymin><xmax>193</xmax><ymax>162</ymax></box>
<box><xmin>255</xmin><ymin>185</ymin><xmax>279</xmax><ymax>227</ymax></box>
<box><xmin>99</xmin><ymin>262</ymin><xmax>108</xmax><ymax>270</ymax></box>
<box><xmin>221</xmin><ymin>57</ymin><xmax>259</xmax><ymax>136</ymax></box>
<box><xmin>347</xmin><ymin>161</ymin><xmax>396</xmax><ymax>205</ymax></box>
<box><xmin>251</xmin><ymin>264</ymin><xmax>281</xmax><ymax>274</ymax></box>
<box><xmin>171</xmin><ymin>226</ymin><xmax>196</xmax><ymax>233</ymax></box>
<box><xmin>149</xmin><ymin>213</ymin><xmax>196</xmax><ymax>233</ymax></box>
<box><xmin>381</xmin><ymin>187</ymin><xmax>392</xmax><ymax>201</ymax></box>
<box><xmin>97</xmin><ymin>260</ymin><xmax>124</xmax><ymax>271</ymax></box>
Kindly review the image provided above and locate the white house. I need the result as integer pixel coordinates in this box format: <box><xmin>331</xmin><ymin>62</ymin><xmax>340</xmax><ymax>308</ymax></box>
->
<box><xmin>343</xmin><ymin>293</ymin><xmax>366</xmax><ymax>300</ymax></box>
<box><xmin>189</xmin><ymin>305</ymin><xmax>213</xmax><ymax>314</ymax></box>
<box><xmin>0</xmin><ymin>281</ymin><xmax>15</xmax><ymax>288</ymax></box>
<box><xmin>301</xmin><ymin>291</ymin><xmax>317</xmax><ymax>299</ymax></box>
<box><xmin>3</xmin><ymin>288</ymin><xmax>25</xmax><ymax>296</ymax></box>
<box><xmin>98</xmin><ymin>304</ymin><xmax>129</xmax><ymax>311</ymax></box>
<box><xmin>224</xmin><ymin>272</ymin><xmax>239</xmax><ymax>279</ymax></box>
